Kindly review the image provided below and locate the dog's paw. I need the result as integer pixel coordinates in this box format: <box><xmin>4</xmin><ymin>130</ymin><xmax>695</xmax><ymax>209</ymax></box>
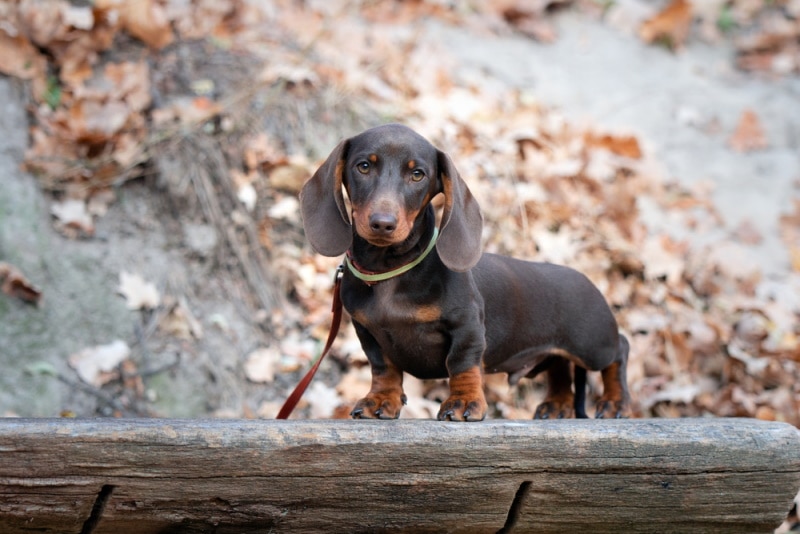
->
<box><xmin>437</xmin><ymin>395</ymin><xmax>487</xmax><ymax>422</ymax></box>
<box><xmin>595</xmin><ymin>398</ymin><xmax>632</xmax><ymax>419</ymax></box>
<box><xmin>533</xmin><ymin>399</ymin><xmax>575</xmax><ymax>420</ymax></box>
<box><xmin>350</xmin><ymin>393</ymin><xmax>407</xmax><ymax>419</ymax></box>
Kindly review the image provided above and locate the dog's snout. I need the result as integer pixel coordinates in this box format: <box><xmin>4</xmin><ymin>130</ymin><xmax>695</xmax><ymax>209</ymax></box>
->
<box><xmin>369</xmin><ymin>213</ymin><xmax>398</xmax><ymax>235</ymax></box>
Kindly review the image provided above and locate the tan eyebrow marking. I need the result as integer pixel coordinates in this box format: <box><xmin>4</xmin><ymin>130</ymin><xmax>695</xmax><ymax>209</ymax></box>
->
<box><xmin>369</xmin><ymin>154</ymin><xmax>378</xmax><ymax>163</ymax></box>
<box><xmin>407</xmin><ymin>160</ymin><xmax>416</xmax><ymax>169</ymax></box>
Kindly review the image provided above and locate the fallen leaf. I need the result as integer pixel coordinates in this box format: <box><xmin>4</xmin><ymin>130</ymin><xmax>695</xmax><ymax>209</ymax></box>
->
<box><xmin>159</xmin><ymin>298</ymin><xmax>203</xmax><ymax>339</ymax></box>
<box><xmin>104</xmin><ymin>61</ymin><xmax>152</xmax><ymax>111</ymax></box>
<box><xmin>25</xmin><ymin>361</ymin><xmax>58</xmax><ymax>377</ymax></box>
<box><xmin>638</xmin><ymin>377</ymin><xmax>717</xmax><ymax>411</ymax></box>
<box><xmin>0</xmin><ymin>28</ymin><xmax>47</xmax><ymax>80</ymax></box>
<box><xmin>244</xmin><ymin>347</ymin><xmax>281</xmax><ymax>383</ymax></box>
<box><xmin>732</xmin><ymin>219</ymin><xmax>762</xmax><ymax>245</ymax></box>
<box><xmin>50</xmin><ymin>198</ymin><xmax>94</xmax><ymax>236</ymax></box>
<box><xmin>639</xmin><ymin>0</ymin><xmax>693</xmax><ymax>49</ymax></box>
<box><xmin>267</xmin><ymin>196</ymin><xmax>301</xmax><ymax>222</ymax></box>
<box><xmin>269</xmin><ymin>163</ymin><xmax>310</xmax><ymax>194</ymax></box>
<box><xmin>585</xmin><ymin>132</ymin><xmax>643</xmax><ymax>159</ymax></box>
<box><xmin>0</xmin><ymin>262</ymin><xmax>42</xmax><ymax>305</ymax></box>
<box><xmin>303</xmin><ymin>381</ymin><xmax>339</xmax><ymax>419</ymax></box>
<box><xmin>641</xmin><ymin>235</ymin><xmax>686</xmax><ymax>285</ymax></box>
<box><xmin>728</xmin><ymin>109</ymin><xmax>768</xmax><ymax>152</ymax></box>
<box><xmin>335</xmin><ymin>367</ymin><xmax>371</xmax><ymax>403</ymax></box>
<box><xmin>70</xmin><ymin>99</ymin><xmax>131</xmax><ymax>142</ymax></box>
<box><xmin>118</xmin><ymin>271</ymin><xmax>161</xmax><ymax>310</ymax></box>
<box><xmin>243</xmin><ymin>132</ymin><xmax>287</xmax><ymax>171</ymax></box>
<box><xmin>68</xmin><ymin>339</ymin><xmax>130</xmax><ymax>386</ymax></box>
<box><xmin>61</xmin><ymin>5</ymin><xmax>95</xmax><ymax>31</ymax></box>
<box><xmin>118</xmin><ymin>0</ymin><xmax>174</xmax><ymax>49</ymax></box>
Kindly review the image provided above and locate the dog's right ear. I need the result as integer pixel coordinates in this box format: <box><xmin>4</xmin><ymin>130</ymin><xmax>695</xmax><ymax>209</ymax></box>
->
<box><xmin>300</xmin><ymin>140</ymin><xmax>353</xmax><ymax>256</ymax></box>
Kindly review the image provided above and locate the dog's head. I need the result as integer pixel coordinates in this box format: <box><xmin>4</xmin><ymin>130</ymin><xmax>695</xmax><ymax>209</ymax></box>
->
<box><xmin>300</xmin><ymin>124</ymin><xmax>483</xmax><ymax>272</ymax></box>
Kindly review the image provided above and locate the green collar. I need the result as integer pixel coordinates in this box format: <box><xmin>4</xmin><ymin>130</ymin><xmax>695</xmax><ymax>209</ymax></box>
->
<box><xmin>345</xmin><ymin>227</ymin><xmax>439</xmax><ymax>285</ymax></box>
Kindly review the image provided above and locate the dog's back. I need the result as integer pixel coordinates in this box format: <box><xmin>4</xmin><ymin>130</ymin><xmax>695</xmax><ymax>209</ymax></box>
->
<box><xmin>474</xmin><ymin>254</ymin><xmax>621</xmax><ymax>380</ymax></box>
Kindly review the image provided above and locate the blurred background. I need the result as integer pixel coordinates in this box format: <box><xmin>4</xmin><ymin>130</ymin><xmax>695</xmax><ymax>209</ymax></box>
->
<box><xmin>0</xmin><ymin>0</ymin><xmax>798</xmax><ymax>433</ymax></box>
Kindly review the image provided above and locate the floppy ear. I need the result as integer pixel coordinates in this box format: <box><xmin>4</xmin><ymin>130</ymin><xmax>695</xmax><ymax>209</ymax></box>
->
<box><xmin>300</xmin><ymin>140</ymin><xmax>353</xmax><ymax>256</ymax></box>
<box><xmin>436</xmin><ymin>150</ymin><xmax>483</xmax><ymax>272</ymax></box>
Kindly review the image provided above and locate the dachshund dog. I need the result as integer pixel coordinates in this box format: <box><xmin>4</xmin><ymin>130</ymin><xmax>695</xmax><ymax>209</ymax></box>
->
<box><xmin>300</xmin><ymin>124</ymin><xmax>631</xmax><ymax>421</ymax></box>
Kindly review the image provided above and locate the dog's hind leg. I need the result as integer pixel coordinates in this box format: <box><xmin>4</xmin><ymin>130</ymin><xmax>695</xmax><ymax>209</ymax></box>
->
<box><xmin>594</xmin><ymin>335</ymin><xmax>633</xmax><ymax>419</ymax></box>
<box><xmin>533</xmin><ymin>357</ymin><xmax>576</xmax><ymax>419</ymax></box>
<box><xmin>573</xmin><ymin>365</ymin><xmax>588</xmax><ymax>419</ymax></box>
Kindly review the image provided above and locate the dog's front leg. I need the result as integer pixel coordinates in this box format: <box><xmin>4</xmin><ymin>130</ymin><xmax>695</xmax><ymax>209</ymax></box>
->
<box><xmin>438</xmin><ymin>317</ymin><xmax>488</xmax><ymax>422</ymax></box>
<box><xmin>350</xmin><ymin>323</ymin><xmax>406</xmax><ymax>419</ymax></box>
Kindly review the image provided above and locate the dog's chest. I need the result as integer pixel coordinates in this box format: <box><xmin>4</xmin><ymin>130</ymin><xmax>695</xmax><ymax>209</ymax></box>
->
<box><xmin>344</xmin><ymin>278</ymin><xmax>443</xmax><ymax>329</ymax></box>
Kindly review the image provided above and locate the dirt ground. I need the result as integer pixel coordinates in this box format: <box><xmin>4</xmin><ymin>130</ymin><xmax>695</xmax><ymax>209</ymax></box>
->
<box><xmin>1</xmin><ymin>4</ymin><xmax>798</xmax><ymax>423</ymax></box>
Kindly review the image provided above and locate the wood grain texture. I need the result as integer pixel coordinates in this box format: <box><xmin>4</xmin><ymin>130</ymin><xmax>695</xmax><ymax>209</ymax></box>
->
<box><xmin>0</xmin><ymin>418</ymin><xmax>798</xmax><ymax>533</ymax></box>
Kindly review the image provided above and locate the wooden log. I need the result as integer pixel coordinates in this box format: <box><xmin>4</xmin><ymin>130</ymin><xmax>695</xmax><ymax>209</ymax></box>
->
<box><xmin>0</xmin><ymin>418</ymin><xmax>797</xmax><ymax>533</ymax></box>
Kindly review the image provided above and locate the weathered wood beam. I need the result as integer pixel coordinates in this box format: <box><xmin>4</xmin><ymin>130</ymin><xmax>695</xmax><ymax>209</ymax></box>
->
<box><xmin>0</xmin><ymin>418</ymin><xmax>797</xmax><ymax>533</ymax></box>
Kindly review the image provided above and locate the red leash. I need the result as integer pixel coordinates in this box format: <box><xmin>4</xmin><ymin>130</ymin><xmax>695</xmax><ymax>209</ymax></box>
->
<box><xmin>276</xmin><ymin>266</ymin><xmax>344</xmax><ymax>419</ymax></box>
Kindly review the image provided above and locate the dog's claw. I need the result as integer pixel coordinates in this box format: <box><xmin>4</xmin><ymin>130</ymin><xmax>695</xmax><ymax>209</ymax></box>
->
<box><xmin>351</xmin><ymin>393</ymin><xmax>404</xmax><ymax>419</ymax></box>
<box><xmin>438</xmin><ymin>398</ymin><xmax>487</xmax><ymax>422</ymax></box>
<box><xmin>594</xmin><ymin>399</ymin><xmax>632</xmax><ymax>419</ymax></box>
<box><xmin>534</xmin><ymin>400</ymin><xmax>575</xmax><ymax>420</ymax></box>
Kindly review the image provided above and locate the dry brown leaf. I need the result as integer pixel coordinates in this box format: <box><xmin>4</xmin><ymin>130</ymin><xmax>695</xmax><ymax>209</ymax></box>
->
<box><xmin>104</xmin><ymin>61</ymin><xmax>152</xmax><ymax>111</ymax></box>
<box><xmin>243</xmin><ymin>347</ymin><xmax>282</xmax><ymax>383</ymax></box>
<box><xmin>728</xmin><ymin>109</ymin><xmax>768</xmax><ymax>152</ymax></box>
<box><xmin>159</xmin><ymin>298</ymin><xmax>203</xmax><ymax>340</ymax></box>
<box><xmin>641</xmin><ymin>235</ymin><xmax>686</xmax><ymax>285</ymax></box>
<box><xmin>269</xmin><ymin>164</ymin><xmax>310</xmax><ymax>194</ymax></box>
<box><xmin>790</xmin><ymin>247</ymin><xmax>800</xmax><ymax>273</ymax></box>
<box><xmin>0</xmin><ymin>29</ymin><xmax>47</xmax><ymax>80</ymax></box>
<box><xmin>169</xmin><ymin>0</ymin><xmax>237</xmax><ymax>40</ymax></box>
<box><xmin>117</xmin><ymin>0</ymin><xmax>174</xmax><ymax>49</ymax></box>
<box><xmin>68</xmin><ymin>339</ymin><xmax>130</xmax><ymax>386</ymax></box>
<box><xmin>0</xmin><ymin>262</ymin><xmax>42</xmax><ymax>305</ymax></box>
<box><xmin>585</xmin><ymin>132</ymin><xmax>643</xmax><ymax>159</ymax></box>
<box><xmin>70</xmin><ymin>100</ymin><xmax>131</xmax><ymax>142</ymax></box>
<box><xmin>243</xmin><ymin>132</ymin><xmax>286</xmax><ymax>171</ymax></box>
<box><xmin>639</xmin><ymin>0</ymin><xmax>693</xmax><ymax>49</ymax></box>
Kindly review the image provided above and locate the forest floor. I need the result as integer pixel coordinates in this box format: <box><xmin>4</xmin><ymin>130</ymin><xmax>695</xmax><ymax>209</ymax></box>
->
<box><xmin>1</xmin><ymin>0</ymin><xmax>798</xmax><ymax>437</ymax></box>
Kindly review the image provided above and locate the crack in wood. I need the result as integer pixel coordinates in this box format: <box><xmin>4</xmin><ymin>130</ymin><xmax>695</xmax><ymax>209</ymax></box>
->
<box><xmin>80</xmin><ymin>484</ymin><xmax>114</xmax><ymax>534</ymax></box>
<box><xmin>497</xmin><ymin>481</ymin><xmax>531</xmax><ymax>534</ymax></box>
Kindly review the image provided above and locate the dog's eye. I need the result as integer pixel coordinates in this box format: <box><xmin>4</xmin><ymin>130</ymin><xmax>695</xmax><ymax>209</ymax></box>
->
<box><xmin>410</xmin><ymin>169</ymin><xmax>425</xmax><ymax>182</ymax></box>
<box><xmin>356</xmin><ymin>161</ymin><xmax>371</xmax><ymax>174</ymax></box>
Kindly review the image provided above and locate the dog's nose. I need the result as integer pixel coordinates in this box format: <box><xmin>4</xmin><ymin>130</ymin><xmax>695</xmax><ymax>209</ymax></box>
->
<box><xmin>369</xmin><ymin>213</ymin><xmax>397</xmax><ymax>235</ymax></box>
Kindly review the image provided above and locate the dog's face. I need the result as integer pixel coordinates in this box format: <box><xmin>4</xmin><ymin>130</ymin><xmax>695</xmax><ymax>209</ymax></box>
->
<box><xmin>343</xmin><ymin>124</ymin><xmax>441</xmax><ymax>247</ymax></box>
<box><xmin>301</xmin><ymin>123</ymin><xmax>484</xmax><ymax>272</ymax></box>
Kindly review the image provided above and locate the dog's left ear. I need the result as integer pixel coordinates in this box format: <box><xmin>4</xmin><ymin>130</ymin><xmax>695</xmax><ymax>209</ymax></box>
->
<box><xmin>436</xmin><ymin>150</ymin><xmax>483</xmax><ymax>272</ymax></box>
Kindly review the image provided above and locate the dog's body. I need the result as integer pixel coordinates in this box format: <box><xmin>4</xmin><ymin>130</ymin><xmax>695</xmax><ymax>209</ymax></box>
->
<box><xmin>301</xmin><ymin>124</ymin><xmax>631</xmax><ymax>421</ymax></box>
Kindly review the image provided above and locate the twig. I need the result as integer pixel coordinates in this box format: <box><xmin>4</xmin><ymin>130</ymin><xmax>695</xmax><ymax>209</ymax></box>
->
<box><xmin>54</xmin><ymin>372</ymin><xmax>146</xmax><ymax>417</ymax></box>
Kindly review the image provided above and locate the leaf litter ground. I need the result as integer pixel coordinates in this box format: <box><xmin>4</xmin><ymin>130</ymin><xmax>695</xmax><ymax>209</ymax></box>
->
<box><xmin>1</xmin><ymin>1</ymin><xmax>799</xmax><ymax>433</ymax></box>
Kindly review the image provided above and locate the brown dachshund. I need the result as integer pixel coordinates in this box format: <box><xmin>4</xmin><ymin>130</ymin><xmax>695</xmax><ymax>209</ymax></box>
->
<box><xmin>300</xmin><ymin>124</ymin><xmax>631</xmax><ymax>421</ymax></box>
